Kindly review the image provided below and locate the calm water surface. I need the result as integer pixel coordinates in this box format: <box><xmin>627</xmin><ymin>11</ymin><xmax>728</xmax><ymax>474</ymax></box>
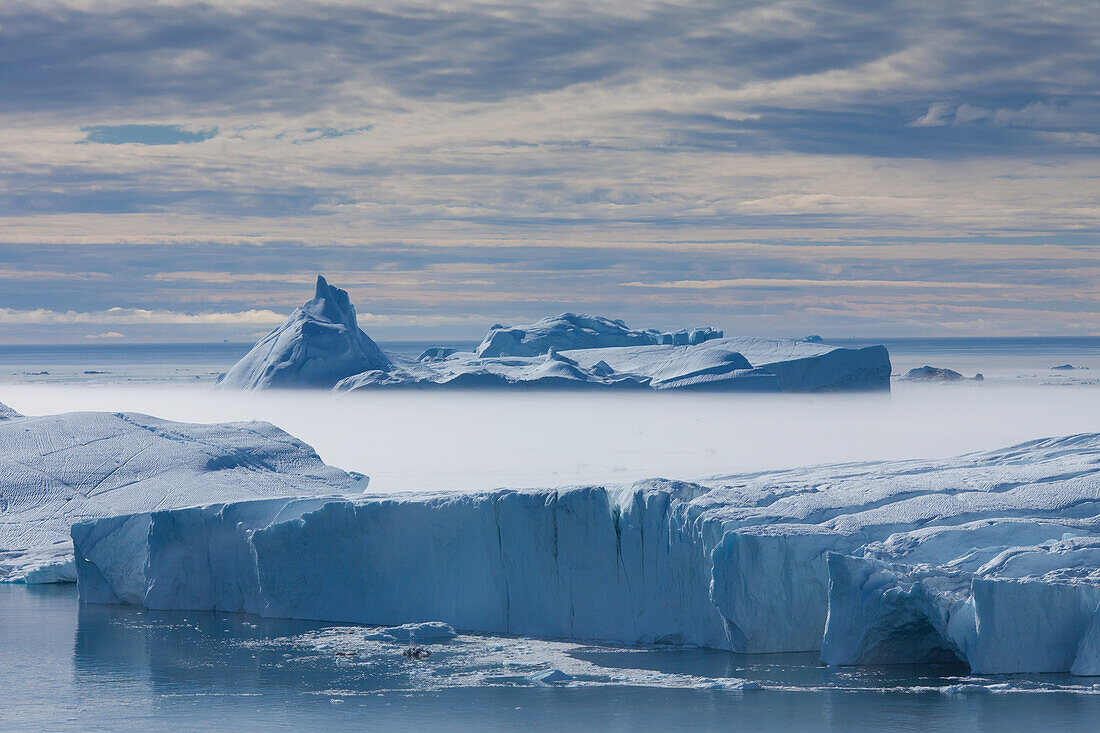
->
<box><xmin>4</xmin><ymin>585</ymin><xmax>1100</xmax><ymax>732</ymax></box>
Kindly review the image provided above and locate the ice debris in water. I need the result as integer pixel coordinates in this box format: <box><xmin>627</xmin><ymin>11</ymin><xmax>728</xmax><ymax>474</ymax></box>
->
<box><xmin>698</xmin><ymin>678</ymin><xmax>763</xmax><ymax>691</ymax></box>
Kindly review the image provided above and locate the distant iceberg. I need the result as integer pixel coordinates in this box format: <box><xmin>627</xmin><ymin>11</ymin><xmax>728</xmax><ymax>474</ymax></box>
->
<box><xmin>219</xmin><ymin>277</ymin><xmax>890</xmax><ymax>392</ymax></box>
<box><xmin>0</xmin><ymin>407</ymin><xmax>363</xmax><ymax>583</ymax></box>
<box><xmin>474</xmin><ymin>313</ymin><xmax>723</xmax><ymax>357</ymax></box>
<box><xmin>75</xmin><ymin>434</ymin><xmax>1100</xmax><ymax>674</ymax></box>
<box><xmin>218</xmin><ymin>276</ymin><xmax>391</xmax><ymax>389</ymax></box>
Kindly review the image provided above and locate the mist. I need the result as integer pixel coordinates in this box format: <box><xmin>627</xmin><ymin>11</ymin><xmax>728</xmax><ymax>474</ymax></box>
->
<box><xmin>3</xmin><ymin>384</ymin><xmax>1099</xmax><ymax>491</ymax></box>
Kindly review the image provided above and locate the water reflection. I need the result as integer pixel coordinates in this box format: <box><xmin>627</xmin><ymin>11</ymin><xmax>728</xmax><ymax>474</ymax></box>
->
<box><xmin>5</xmin><ymin>585</ymin><xmax>1100</xmax><ymax>732</ymax></box>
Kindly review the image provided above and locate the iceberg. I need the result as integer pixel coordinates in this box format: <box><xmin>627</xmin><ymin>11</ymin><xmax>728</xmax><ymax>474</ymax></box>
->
<box><xmin>218</xmin><ymin>276</ymin><xmax>391</xmax><ymax>389</ymax></box>
<box><xmin>0</xmin><ymin>407</ymin><xmax>362</xmax><ymax>583</ymax></box>
<box><xmin>904</xmin><ymin>366</ymin><xmax>983</xmax><ymax>382</ymax></box>
<box><xmin>75</xmin><ymin>434</ymin><xmax>1100</xmax><ymax>673</ymax></box>
<box><xmin>219</xmin><ymin>277</ymin><xmax>889</xmax><ymax>392</ymax></box>
<box><xmin>474</xmin><ymin>313</ymin><xmax>723</xmax><ymax>357</ymax></box>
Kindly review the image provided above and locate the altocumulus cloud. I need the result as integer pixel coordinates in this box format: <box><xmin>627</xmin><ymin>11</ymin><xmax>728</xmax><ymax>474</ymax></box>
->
<box><xmin>0</xmin><ymin>0</ymin><xmax>1096</xmax><ymax>337</ymax></box>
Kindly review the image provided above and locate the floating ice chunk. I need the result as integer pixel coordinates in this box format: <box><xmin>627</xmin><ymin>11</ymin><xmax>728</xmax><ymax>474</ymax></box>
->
<box><xmin>363</xmin><ymin>622</ymin><xmax>457</xmax><ymax>642</ymax></box>
<box><xmin>699</xmin><ymin>678</ymin><xmax>763</xmax><ymax>691</ymax></box>
<box><xmin>904</xmin><ymin>366</ymin><xmax>982</xmax><ymax>382</ymax></box>
<box><xmin>527</xmin><ymin>668</ymin><xmax>573</xmax><ymax>684</ymax></box>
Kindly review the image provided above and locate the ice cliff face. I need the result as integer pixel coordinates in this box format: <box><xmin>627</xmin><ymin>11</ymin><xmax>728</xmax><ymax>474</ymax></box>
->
<box><xmin>474</xmin><ymin>313</ymin><xmax>723</xmax><ymax>357</ymax></box>
<box><xmin>219</xmin><ymin>278</ymin><xmax>889</xmax><ymax>392</ymax></box>
<box><xmin>0</xmin><ymin>409</ymin><xmax>361</xmax><ymax>583</ymax></box>
<box><xmin>219</xmin><ymin>276</ymin><xmax>391</xmax><ymax>389</ymax></box>
<box><xmin>75</xmin><ymin>434</ymin><xmax>1100</xmax><ymax>673</ymax></box>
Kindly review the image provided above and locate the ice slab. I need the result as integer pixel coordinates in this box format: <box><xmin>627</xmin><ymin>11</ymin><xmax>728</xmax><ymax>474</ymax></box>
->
<box><xmin>75</xmin><ymin>434</ymin><xmax>1100</xmax><ymax>673</ymax></box>
<box><xmin>0</xmin><ymin>408</ymin><xmax>361</xmax><ymax>582</ymax></box>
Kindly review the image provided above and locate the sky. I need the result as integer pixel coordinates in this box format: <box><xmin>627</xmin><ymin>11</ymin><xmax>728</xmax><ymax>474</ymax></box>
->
<box><xmin>0</xmin><ymin>0</ymin><xmax>1098</xmax><ymax>343</ymax></box>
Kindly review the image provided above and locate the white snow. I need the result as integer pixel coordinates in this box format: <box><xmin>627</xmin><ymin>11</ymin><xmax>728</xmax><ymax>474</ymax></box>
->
<box><xmin>74</xmin><ymin>433</ymin><xmax>1100</xmax><ymax>674</ymax></box>
<box><xmin>218</xmin><ymin>276</ymin><xmax>390</xmax><ymax>389</ymax></box>
<box><xmin>0</xmin><ymin>408</ymin><xmax>362</xmax><ymax>582</ymax></box>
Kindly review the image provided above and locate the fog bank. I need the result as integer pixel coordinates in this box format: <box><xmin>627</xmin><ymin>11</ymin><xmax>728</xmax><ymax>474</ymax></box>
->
<box><xmin>3</xmin><ymin>384</ymin><xmax>1099</xmax><ymax>491</ymax></box>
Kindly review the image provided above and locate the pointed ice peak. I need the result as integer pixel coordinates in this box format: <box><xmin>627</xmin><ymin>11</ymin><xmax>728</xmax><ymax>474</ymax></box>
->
<box><xmin>305</xmin><ymin>275</ymin><xmax>356</xmax><ymax>327</ymax></box>
<box><xmin>219</xmin><ymin>276</ymin><xmax>390</xmax><ymax>389</ymax></box>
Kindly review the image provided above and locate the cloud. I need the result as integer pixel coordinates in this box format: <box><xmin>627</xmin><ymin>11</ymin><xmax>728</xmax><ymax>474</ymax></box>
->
<box><xmin>0</xmin><ymin>268</ymin><xmax>112</xmax><ymax>280</ymax></box>
<box><xmin>84</xmin><ymin>331</ymin><xmax>125</xmax><ymax>338</ymax></box>
<box><xmin>0</xmin><ymin>1</ymin><xmax>1097</xmax><ymax>336</ymax></box>
<box><xmin>0</xmin><ymin>307</ymin><xmax>288</xmax><ymax>325</ymax></box>
<box><xmin>0</xmin><ymin>304</ymin><xmax>498</xmax><ymax>330</ymax></box>
<box><xmin>622</xmin><ymin>278</ymin><xmax>1039</xmax><ymax>291</ymax></box>
<box><xmin>911</xmin><ymin>102</ymin><xmax>953</xmax><ymax>127</ymax></box>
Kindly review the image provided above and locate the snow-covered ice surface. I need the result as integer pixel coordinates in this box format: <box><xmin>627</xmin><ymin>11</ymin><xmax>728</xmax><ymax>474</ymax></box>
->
<box><xmin>76</xmin><ymin>433</ymin><xmax>1100</xmax><ymax>674</ymax></box>
<box><xmin>218</xmin><ymin>277</ymin><xmax>889</xmax><ymax>392</ymax></box>
<box><xmin>0</xmin><ymin>408</ymin><xmax>362</xmax><ymax>583</ymax></box>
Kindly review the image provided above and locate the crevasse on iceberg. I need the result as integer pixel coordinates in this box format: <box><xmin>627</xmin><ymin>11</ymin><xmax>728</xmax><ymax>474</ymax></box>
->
<box><xmin>218</xmin><ymin>276</ymin><xmax>890</xmax><ymax>392</ymax></box>
<box><xmin>75</xmin><ymin>434</ymin><xmax>1100</xmax><ymax>673</ymax></box>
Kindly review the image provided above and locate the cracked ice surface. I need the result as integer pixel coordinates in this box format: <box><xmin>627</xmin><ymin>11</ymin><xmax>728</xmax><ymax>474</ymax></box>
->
<box><xmin>0</xmin><ymin>408</ymin><xmax>361</xmax><ymax>582</ymax></box>
<box><xmin>75</xmin><ymin>433</ymin><xmax>1100</xmax><ymax>673</ymax></box>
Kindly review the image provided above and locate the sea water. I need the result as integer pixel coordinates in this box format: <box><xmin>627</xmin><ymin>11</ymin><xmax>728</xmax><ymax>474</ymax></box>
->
<box><xmin>4</xmin><ymin>585</ymin><xmax>1100</xmax><ymax>732</ymax></box>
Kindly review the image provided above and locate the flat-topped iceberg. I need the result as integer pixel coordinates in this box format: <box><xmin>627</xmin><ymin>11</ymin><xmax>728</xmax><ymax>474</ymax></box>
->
<box><xmin>474</xmin><ymin>313</ymin><xmax>723</xmax><ymax>357</ymax></box>
<box><xmin>0</xmin><ymin>407</ymin><xmax>362</xmax><ymax>583</ymax></box>
<box><xmin>75</xmin><ymin>434</ymin><xmax>1100</xmax><ymax>673</ymax></box>
<box><xmin>219</xmin><ymin>277</ymin><xmax>890</xmax><ymax>392</ymax></box>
